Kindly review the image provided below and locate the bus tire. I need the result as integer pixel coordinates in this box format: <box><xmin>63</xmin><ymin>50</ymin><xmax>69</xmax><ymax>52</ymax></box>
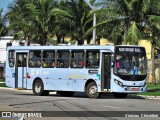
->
<box><xmin>33</xmin><ymin>80</ymin><xmax>49</xmax><ymax>96</ymax></box>
<box><xmin>86</xmin><ymin>82</ymin><xmax>100</xmax><ymax>98</ymax></box>
<box><xmin>59</xmin><ymin>91</ymin><xmax>74</xmax><ymax>97</ymax></box>
<box><xmin>113</xmin><ymin>93</ymin><xmax>128</xmax><ymax>98</ymax></box>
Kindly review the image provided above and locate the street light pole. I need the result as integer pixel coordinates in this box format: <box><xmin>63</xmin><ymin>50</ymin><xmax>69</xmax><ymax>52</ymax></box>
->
<box><xmin>84</xmin><ymin>0</ymin><xmax>96</xmax><ymax>44</ymax></box>
<box><xmin>93</xmin><ymin>13</ymin><xmax>96</xmax><ymax>44</ymax></box>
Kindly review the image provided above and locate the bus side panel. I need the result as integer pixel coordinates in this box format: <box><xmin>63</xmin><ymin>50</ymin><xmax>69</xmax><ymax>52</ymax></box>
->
<box><xmin>68</xmin><ymin>68</ymin><xmax>86</xmax><ymax>92</ymax></box>
<box><xmin>5</xmin><ymin>64</ymin><xmax>16</xmax><ymax>88</ymax></box>
<box><xmin>5</xmin><ymin>54</ymin><xmax>16</xmax><ymax>88</ymax></box>
<box><xmin>44</xmin><ymin>68</ymin><xmax>86</xmax><ymax>92</ymax></box>
<box><xmin>44</xmin><ymin>68</ymin><xmax>69</xmax><ymax>91</ymax></box>
<box><xmin>26</xmin><ymin>68</ymin><xmax>36</xmax><ymax>90</ymax></box>
<box><xmin>27</xmin><ymin>68</ymin><xmax>70</xmax><ymax>91</ymax></box>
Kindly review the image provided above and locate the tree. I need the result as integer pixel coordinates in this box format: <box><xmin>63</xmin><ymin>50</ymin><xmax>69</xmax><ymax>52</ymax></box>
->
<box><xmin>62</xmin><ymin>0</ymin><xmax>93</xmax><ymax>45</ymax></box>
<box><xmin>95</xmin><ymin>0</ymin><xmax>160</xmax><ymax>84</ymax></box>
<box><xmin>26</xmin><ymin>0</ymin><xmax>70</xmax><ymax>45</ymax></box>
<box><xmin>0</xmin><ymin>9</ymin><xmax>8</xmax><ymax>37</ymax></box>
<box><xmin>53</xmin><ymin>1</ymin><xmax>72</xmax><ymax>44</ymax></box>
<box><xmin>146</xmin><ymin>7</ymin><xmax>160</xmax><ymax>85</ymax></box>
<box><xmin>6</xmin><ymin>0</ymin><xmax>34</xmax><ymax>46</ymax></box>
<box><xmin>6</xmin><ymin>0</ymin><xmax>70</xmax><ymax>45</ymax></box>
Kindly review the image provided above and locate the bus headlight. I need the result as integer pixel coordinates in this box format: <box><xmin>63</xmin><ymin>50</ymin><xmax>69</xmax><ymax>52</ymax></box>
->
<box><xmin>114</xmin><ymin>79</ymin><xmax>123</xmax><ymax>87</ymax></box>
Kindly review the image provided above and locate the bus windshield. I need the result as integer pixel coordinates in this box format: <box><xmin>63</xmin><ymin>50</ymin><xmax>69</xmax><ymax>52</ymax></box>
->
<box><xmin>114</xmin><ymin>47</ymin><xmax>147</xmax><ymax>76</ymax></box>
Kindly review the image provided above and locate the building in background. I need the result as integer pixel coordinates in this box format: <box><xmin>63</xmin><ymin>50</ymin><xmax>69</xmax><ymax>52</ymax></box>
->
<box><xmin>0</xmin><ymin>36</ymin><xmax>24</xmax><ymax>79</ymax></box>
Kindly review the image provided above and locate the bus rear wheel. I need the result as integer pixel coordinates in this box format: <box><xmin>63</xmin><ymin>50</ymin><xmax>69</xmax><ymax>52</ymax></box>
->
<box><xmin>33</xmin><ymin>80</ymin><xmax>49</xmax><ymax>96</ymax></box>
<box><xmin>113</xmin><ymin>93</ymin><xmax>128</xmax><ymax>98</ymax></box>
<box><xmin>86</xmin><ymin>82</ymin><xmax>100</xmax><ymax>98</ymax></box>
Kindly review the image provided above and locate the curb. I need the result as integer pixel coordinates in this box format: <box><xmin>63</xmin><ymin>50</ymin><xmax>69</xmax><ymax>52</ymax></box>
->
<box><xmin>0</xmin><ymin>87</ymin><xmax>29</xmax><ymax>90</ymax></box>
<box><xmin>138</xmin><ymin>95</ymin><xmax>160</xmax><ymax>100</ymax></box>
<box><xmin>0</xmin><ymin>87</ymin><xmax>15</xmax><ymax>90</ymax></box>
<box><xmin>0</xmin><ymin>82</ymin><xmax>5</xmax><ymax>83</ymax></box>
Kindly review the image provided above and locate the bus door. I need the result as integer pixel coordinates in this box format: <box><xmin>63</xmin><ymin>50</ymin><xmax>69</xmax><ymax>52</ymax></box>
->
<box><xmin>101</xmin><ymin>53</ymin><xmax>111</xmax><ymax>92</ymax></box>
<box><xmin>15</xmin><ymin>53</ymin><xmax>27</xmax><ymax>88</ymax></box>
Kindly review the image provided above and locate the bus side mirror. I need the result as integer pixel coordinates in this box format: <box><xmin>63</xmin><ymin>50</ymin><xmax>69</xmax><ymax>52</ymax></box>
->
<box><xmin>111</xmin><ymin>56</ymin><xmax>114</xmax><ymax>67</ymax></box>
<box><xmin>111</xmin><ymin>62</ymin><xmax>114</xmax><ymax>67</ymax></box>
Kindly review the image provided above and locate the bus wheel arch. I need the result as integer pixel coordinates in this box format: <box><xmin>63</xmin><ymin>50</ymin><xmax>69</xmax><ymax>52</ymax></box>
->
<box><xmin>85</xmin><ymin>79</ymin><xmax>100</xmax><ymax>98</ymax></box>
<box><xmin>32</xmin><ymin>78</ymin><xmax>49</xmax><ymax>96</ymax></box>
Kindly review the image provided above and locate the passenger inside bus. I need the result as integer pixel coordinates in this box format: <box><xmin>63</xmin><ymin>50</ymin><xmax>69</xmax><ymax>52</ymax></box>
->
<box><xmin>71</xmin><ymin>51</ymin><xmax>84</xmax><ymax>68</ymax></box>
<box><xmin>79</xmin><ymin>54</ymin><xmax>84</xmax><ymax>67</ymax></box>
<box><xmin>116</xmin><ymin>55</ymin><xmax>123</xmax><ymax>69</ymax></box>
<box><xmin>43</xmin><ymin>52</ymin><xmax>55</xmax><ymax>67</ymax></box>
<box><xmin>116</xmin><ymin>54</ymin><xmax>130</xmax><ymax>70</ymax></box>
<box><xmin>29</xmin><ymin>53</ymin><xmax>41</xmax><ymax>67</ymax></box>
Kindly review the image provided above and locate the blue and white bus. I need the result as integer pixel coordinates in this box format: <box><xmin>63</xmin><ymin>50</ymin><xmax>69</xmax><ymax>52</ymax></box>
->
<box><xmin>5</xmin><ymin>45</ymin><xmax>147</xmax><ymax>98</ymax></box>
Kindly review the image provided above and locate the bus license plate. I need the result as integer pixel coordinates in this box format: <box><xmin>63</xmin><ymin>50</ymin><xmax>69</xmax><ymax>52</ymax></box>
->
<box><xmin>130</xmin><ymin>87</ymin><xmax>138</xmax><ymax>91</ymax></box>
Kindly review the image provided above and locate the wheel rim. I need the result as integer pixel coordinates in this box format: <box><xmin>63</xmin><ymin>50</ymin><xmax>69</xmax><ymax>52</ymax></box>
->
<box><xmin>35</xmin><ymin>83</ymin><xmax>41</xmax><ymax>93</ymax></box>
<box><xmin>89</xmin><ymin>86</ymin><xmax>97</xmax><ymax>96</ymax></box>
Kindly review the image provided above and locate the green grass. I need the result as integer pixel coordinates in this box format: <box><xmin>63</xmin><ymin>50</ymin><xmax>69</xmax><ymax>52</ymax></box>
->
<box><xmin>0</xmin><ymin>78</ymin><xmax>5</xmax><ymax>82</ymax></box>
<box><xmin>0</xmin><ymin>83</ymin><xmax>6</xmax><ymax>87</ymax></box>
<box><xmin>147</xmin><ymin>83</ymin><xmax>160</xmax><ymax>91</ymax></box>
<box><xmin>138</xmin><ymin>83</ymin><xmax>160</xmax><ymax>96</ymax></box>
<box><xmin>0</xmin><ymin>78</ymin><xmax>6</xmax><ymax>87</ymax></box>
<box><xmin>138</xmin><ymin>92</ymin><xmax>160</xmax><ymax>96</ymax></box>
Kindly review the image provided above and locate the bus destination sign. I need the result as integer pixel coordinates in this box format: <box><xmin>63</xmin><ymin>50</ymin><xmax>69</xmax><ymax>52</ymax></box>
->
<box><xmin>118</xmin><ymin>47</ymin><xmax>141</xmax><ymax>53</ymax></box>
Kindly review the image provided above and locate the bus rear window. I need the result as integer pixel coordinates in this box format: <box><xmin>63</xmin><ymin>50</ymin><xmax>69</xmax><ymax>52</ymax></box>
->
<box><xmin>9</xmin><ymin>50</ymin><xmax>15</xmax><ymax>67</ymax></box>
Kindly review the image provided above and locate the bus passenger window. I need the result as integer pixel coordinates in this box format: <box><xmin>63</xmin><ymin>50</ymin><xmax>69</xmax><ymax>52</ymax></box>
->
<box><xmin>42</xmin><ymin>50</ymin><xmax>55</xmax><ymax>68</ymax></box>
<box><xmin>86</xmin><ymin>51</ymin><xmax>100</xmax><ymax>68</ymax></box>
<box><xmin>71</xmin><ymin>51</ymin><xmax>84</xmax><ymax>68</ymax></box>
<box><xmin>9</xmin><ymin>50</ymin><xmax>15</xmax><ymax>67</ymax></box>
<box><xmin>56</xmin><ymin>51</ymin><xmax>69</xmax><ymax>68</ymax></box>
<box><xmin>29</xmin><ymin>51</ymin><xmax>41</xmax><ymax>67</ymax></box>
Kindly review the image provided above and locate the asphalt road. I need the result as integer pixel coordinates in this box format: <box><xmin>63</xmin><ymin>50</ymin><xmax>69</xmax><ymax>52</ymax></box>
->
<box><xmin>0</xmin><ymin>88</ymin><xmax>160</xmax><ymax>120</ymax></box>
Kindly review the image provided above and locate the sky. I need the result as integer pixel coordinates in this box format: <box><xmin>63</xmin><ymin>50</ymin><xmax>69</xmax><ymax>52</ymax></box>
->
<box><xmin>0</xmin><ymin>0</ymin><xmax>13</xmax><ymax>14</ymax></box>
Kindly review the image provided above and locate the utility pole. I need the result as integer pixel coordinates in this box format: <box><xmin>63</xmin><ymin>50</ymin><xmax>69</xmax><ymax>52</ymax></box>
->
<box><xmin>84</xmin><ymin>0</ymin><xmax>97</xmax><ymax>44</ymax></box>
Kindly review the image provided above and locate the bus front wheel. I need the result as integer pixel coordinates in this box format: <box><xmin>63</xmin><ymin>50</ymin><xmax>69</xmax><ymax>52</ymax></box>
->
<box><xmin>86</xmin><ymin>82</ymin><xmax>100</xmax><ymax>98</ymax></box>
<box><xmin>33</xmin><ymin>80</ymin><xmax>49</xmax><ymax>96</ymax></box>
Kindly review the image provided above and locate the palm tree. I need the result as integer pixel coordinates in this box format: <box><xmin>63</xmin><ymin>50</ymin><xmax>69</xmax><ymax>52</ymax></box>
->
<box><xmin>94</xmin><ymin>0</ymin><xmax>160</xmax><ymax>84</ymax></box>
<box><xmin>6</xmin><ymin>0</ymin><xmax>70</xmax><ymax>45</ymax></box>
<box><xmin>6</xmin><ymin>0</ymin><xmax>34</xmax><ymax>46</ymax></box>
<box><xmin>53</xmin><ymin>1</ymin><xmax>72</xmax><ymax>44</ymax></box>
<box><xmin>0</xmin><ymin>9</ymin><xmax>8</xmax><ymax>37</ymax></box>
<box><xmin>62</xmin><ymin>0</ymin><xmax>93</xmax><ymax>45</ymax></box>
<box><xmin>26</xmin><ymin>0</ymin><xmax>71</xmax><ymax>45</ymax></box>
